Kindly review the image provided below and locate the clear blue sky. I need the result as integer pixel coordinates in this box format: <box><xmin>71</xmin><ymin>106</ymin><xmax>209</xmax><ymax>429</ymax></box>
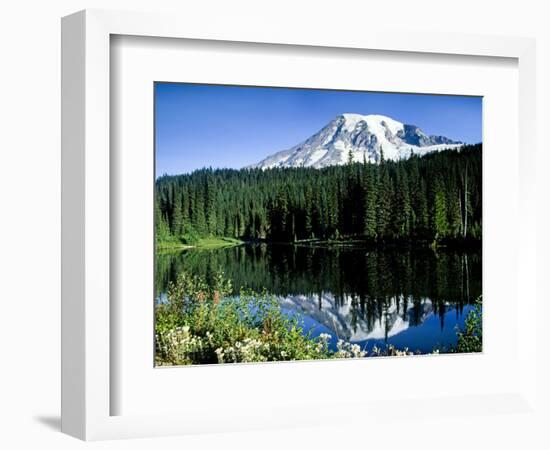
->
<box><xmin>155</xmin><ymin>83</ymin><xmax>482</xmax><ymax>176</ymax></box>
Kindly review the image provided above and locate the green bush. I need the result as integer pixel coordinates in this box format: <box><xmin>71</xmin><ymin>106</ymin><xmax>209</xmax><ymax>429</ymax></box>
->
<box><xmin>155</xmin><ymin>271</ymin><xmax>445</xmax><ymax>365</ymax></box>
<box><xmin>155</xmin><ymin>272</ymin><xmax>335</xmax><ymax>365</ymax></box>
<box><xmin>455</xmin><ymin>296</ymin><xmax>483</xmax><ymax>353</ymax></box>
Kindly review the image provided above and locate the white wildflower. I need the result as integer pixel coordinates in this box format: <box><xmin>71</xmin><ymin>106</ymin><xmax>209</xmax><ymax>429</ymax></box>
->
<box><xmin>334</xmin><ymin>339</ymin><xmax>366</xmax><ymax>358</ymax></box>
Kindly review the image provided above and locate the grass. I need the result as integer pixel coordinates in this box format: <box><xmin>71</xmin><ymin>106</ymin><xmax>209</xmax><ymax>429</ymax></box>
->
<box><xmin>157</xmin><ymin>236</ymin><xmax>243</xmax><ymax>251</ymax></box>
<box><xmin>194</xmin><ymin>236</ymin><xmax>244</xmax><ymax>248</ymax></box>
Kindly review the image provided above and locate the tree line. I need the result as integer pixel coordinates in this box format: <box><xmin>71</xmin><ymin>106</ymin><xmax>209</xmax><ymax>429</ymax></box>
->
<box><xmin>156</xmin><ymin>144</ymin><xmax>482</xmax><ymax>244</ymax></box>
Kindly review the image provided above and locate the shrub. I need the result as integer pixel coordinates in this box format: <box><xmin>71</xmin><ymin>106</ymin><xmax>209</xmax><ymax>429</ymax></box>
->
<box><xmin>155</xmin><ymin>271</ymin><xmax>443</xmax><ymax>365</ymax></box>
<box><xmin>155</xmin><ymin>272</ymin><xmax>335</xmax><ymax>365</ymax></box>
<box><xmin>455</xmin><ymin>296</ymin><xmax>482</xmax><ymax>353</ymax></box>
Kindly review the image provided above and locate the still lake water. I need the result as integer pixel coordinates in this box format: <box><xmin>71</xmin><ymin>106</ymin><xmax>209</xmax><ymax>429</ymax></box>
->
<box><xmin>156</xmin><ymin>244</ymin><xmax>482</xmax><ymax>354</ymax></box>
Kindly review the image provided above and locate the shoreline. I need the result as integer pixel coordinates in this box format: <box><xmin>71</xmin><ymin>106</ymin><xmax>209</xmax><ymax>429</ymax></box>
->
<box><xmin>157</xmin><ymin>236</ymin><xmax>244</xmax><ymax>252</ymax></box>
<box><xmin>157</xmin><ymin>235</ymin><xmax>482</xmax><ymax>252</ymax></box>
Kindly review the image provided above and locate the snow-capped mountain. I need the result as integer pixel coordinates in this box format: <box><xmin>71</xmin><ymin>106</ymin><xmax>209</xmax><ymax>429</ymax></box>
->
<box><xmin>249</xmin><ymin>113</ymin><xmax>463</xmax><ymax>169</ymax></box>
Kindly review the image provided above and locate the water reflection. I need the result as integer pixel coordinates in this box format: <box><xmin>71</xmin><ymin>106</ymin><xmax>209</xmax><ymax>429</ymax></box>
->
<box><xmin>156</xmin><ymin>244</ymin><xmax>481</xmax><ymax>353</ymax></box>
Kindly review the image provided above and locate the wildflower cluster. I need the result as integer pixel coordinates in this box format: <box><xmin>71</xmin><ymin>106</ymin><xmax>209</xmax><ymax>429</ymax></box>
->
<box><xmin>155</xmin><ymin>325</ymin><xmax>205</xmax><ymax>365</ymax></box>
<box><xmin>155</xmin><ymin>272</ymin><xmax>337</xmax><ymax>365</ymax></box>
<box><xmin>215</xmin><ymin>338</ymin><xmax>270</xmax><ymax>363</ymax></box>
<box><xmin>334</xmin><ymin>340</ymin><xmax>367</xmax><ymax>358</ymax></box>
<box><xmin>155</xmin><ymin>271</ymin><xmax>448</xmax><ymax>366</ymax></box>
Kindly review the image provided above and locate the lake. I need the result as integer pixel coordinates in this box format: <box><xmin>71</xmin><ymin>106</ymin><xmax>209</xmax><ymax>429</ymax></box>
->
<box><xmin>156</xmin><ymin>243</ymin><xmax>482</xmax><ymax>354</ymax></box>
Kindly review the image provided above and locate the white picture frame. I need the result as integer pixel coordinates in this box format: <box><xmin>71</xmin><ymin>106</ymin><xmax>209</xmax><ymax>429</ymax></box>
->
<box><xmin>61</xmin><ymin>9</ymin><xmax>538</xmax><ymax>441</ymax></box>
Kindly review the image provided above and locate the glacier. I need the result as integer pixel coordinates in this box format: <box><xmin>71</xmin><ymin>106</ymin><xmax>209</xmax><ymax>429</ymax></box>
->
<box><xmin>248</xmin><ymin>113</ymin><xmax>463</xmax><ymax>169</ymax></box>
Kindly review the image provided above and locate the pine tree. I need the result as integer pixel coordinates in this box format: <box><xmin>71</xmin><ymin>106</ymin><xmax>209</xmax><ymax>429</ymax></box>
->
<box><xmin>205</xmin><ymin>174</ymin><xmax>217</xmax><ymax>235</ymax></box>
<box><xmin>304</xmin><ymin>184</ymin><xmax>313</xmax><ymax>238</ymax></box>
<box><xmin>392</xmin><ymin>165</ymin><xmax>411</xmax><ymax>238</ymax></box>
<box><xmin>194</xmin><ymin>185</ymin><xmax>207</xmax><ymax>234</ymax></box>
<box><xmin>376</xmin><ymin>161</ymin><xmax>392</xmax><ymax>239</ymax></box>
<box><xmin>461</xmin><ymin>165</ymin><xmax>470</xmax><ymax>238</ymax></box>
<box><xmin>347</xmin><ymin>148</ymin><xmax>354</xmax><ymax>165</ymax></box>
<box><xmin>269</xmin><ymin>187</ymin><xmax>289</xmax><ymax>240</ymax></box>
<box><xmin>155</xmin><ymin>192</ymin><xmax>171</xmax><ymax>241</ymax></box>
<box><xmin>171</xmin><ymin>191</ymin><xmax>184</xmax><ymax>237</ymax></box>
<box><xmin>414</xmin><ymin>179</ymin><xmax>429</xmax><ymax>238</ymax></box>
<box><xmin>362</xmin><ymin>165</ymin><xmax>377</xmax><ymax>239</ymax></box>
<box><xmin>431</xmin><ymin>176</ymin><xmax>448</xmax><ymax>240</ymax></box>
<box><xmin>447</xmin><ymin>186</ymin><xmax>462</xmax><ymax>238</ymax></box>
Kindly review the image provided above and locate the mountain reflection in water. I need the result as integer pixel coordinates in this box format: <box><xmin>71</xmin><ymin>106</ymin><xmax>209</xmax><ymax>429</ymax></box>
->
<box><xmin>156</xmin><ymin>243</ymin><xmax>481</xmax><ymax>353</ymax></box>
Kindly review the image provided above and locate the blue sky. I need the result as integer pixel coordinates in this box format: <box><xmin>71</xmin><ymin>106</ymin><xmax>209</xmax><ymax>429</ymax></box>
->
<box><xmin>155</xmin><ymin>83</ymin><xmax>482</xmax><ymax>176</ymax></box>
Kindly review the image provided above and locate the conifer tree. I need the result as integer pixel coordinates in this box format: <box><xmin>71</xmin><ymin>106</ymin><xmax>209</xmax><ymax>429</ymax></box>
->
<box><xmin>171</xmin><ymin>192</ymin><xmax>184</xmax><ymax>237</ymax></box>
<box><xmin>362</xmin><ymin>165</ymin><xmax>377</xmax><ymax>239</ymax></box>
<box><xmin>155</xmin><ymin>192</ymin><xmax>171</xmax><ymax>241</ymax></box>
<box><xmin>392</xmin><ymin>165</ymin><xmax>411</xmax><ymax>238</ymax></box>
<box><xmin>376</xmin><ymin>160</ymin><xmax>392</xmax><ymax>239</ymax></box>
<box><xmin>447</xmin><ymin>187</ymin><xmax>463</xmax><ymax>238</ymax></box>
<box><xmin>431</xmin><ymin>176</ymin><xmax>449</xmax><ymax>240</ymax></box>
<box><xmin>304</xmin><ymin>184</ymin><xmax>313</xmax><ymax>238</ymax></box>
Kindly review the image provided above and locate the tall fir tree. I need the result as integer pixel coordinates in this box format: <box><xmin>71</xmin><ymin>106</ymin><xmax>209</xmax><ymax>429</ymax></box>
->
<box><xmin>376</xmin><ymin>160</ymin><xmax>392</xmax><ymax>239</ymax></box>
<box><xmin>362</xmin><ymin>164</ymin><xmax>377</xmax><ymax>239</ymax></box>
<box><xmin>171</xmin><ymin>191</ymin><xmax>184</xmax><ymax>237</ymax></box>
<box><xmin>431</xmin><ymin>176</ymin><xmax>449</xmax><ymax>240</ymax></box>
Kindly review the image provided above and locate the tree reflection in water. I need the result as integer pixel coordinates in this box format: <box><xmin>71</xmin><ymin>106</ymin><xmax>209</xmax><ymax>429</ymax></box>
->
<box><xmin>156</xmin><ymin>244</ymin><xmax>481</xmax><ymax>353</ymax></box>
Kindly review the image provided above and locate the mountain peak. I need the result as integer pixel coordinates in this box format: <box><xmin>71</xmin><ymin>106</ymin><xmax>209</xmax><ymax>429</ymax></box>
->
<box><xmin>248</xmin><ymin>113</ymin><xmax>462</xmax><ymax>169</ymax></box>
<box><xmin>340</xmin><ymin>112</ymin><xmax>401</xmax><ymax>128</ymax></box>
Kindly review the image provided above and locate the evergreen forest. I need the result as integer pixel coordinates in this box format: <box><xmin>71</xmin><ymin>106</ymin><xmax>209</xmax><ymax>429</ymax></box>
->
<box><xmin>155</xmin><ymin>144</ymin><xmax>481</xmax><ymax>246</ymax></box>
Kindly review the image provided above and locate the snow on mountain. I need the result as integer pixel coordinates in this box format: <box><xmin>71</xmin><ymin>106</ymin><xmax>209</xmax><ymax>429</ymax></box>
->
<box><xmin>249</xmin><ymin>113</ymin><xmax>463</xmax><ymax>169</ymax></box>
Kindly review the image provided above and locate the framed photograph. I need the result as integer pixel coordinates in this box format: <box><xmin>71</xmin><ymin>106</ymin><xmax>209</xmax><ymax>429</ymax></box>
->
<box><xmin>62</xmin><ymin>9</ymin><xmax>538</xmax><ymax>441</ymax></box>
<box><xmin>153</xmin><ymin>82</ymin><xmax>483</xmax><ymax>366</ymax></box>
